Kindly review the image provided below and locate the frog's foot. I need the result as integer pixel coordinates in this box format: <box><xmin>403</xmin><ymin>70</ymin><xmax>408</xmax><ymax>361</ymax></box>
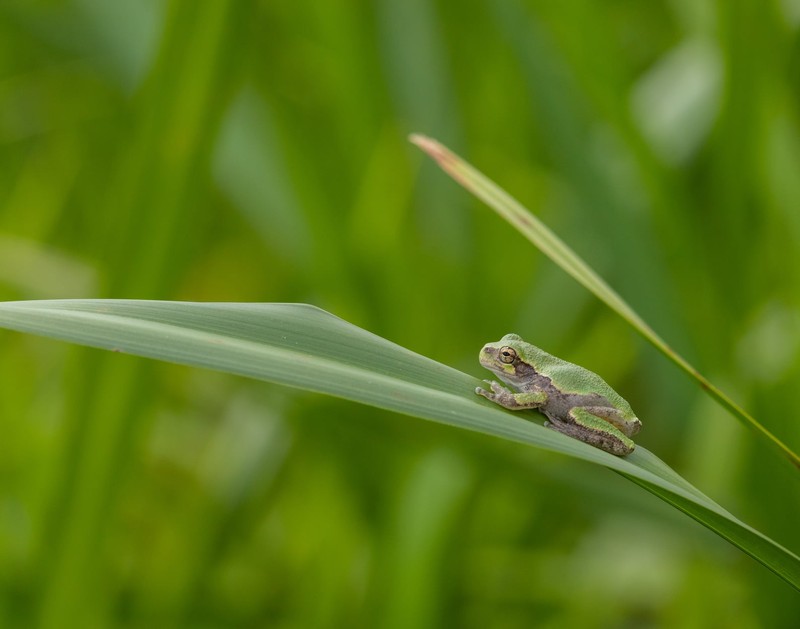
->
<box><xmin>476</xmin><ymin>381</ymin><xmax>547</xmax><ymax>410</ymax></box>
<box><xmin>546</xmin><ymin>409</ymin><xmax>635</xmax><ymax>456</ymax></box>
<box><xmin>581</xmin><ymin>405</ymin><xmax>642</xmax><ymax>437</ymax></box>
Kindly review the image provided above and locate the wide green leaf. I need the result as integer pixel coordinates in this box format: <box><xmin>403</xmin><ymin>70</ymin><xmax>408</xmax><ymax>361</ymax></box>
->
<box><xmin>409</xmin><ymin>134</ymin><xmax>800</xmax><ymax>470</ymax></box>
<box><xmin>0</xmin><ymin>299</ymin><xmax>798</xmax><ymax>589</ymax></box>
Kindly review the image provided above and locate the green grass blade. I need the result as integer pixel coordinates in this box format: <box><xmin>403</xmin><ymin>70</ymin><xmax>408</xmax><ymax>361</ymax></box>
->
<box><xmin>409</xmin><ymin>134</ymin><xmax>800</xmax><ymax>470</ymax></box>
<box><xmin>0</xmin><ymin>299</ymin><xmax>798</xmax><ymax>589</ymax></box>
<box><xmin>33</xmin><ymin>4</ymin><xmax>257</xmax><ymax>627</ymax></box>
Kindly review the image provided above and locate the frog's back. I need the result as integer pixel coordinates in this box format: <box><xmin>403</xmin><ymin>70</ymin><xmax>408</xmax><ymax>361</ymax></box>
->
<box><xmin>529</xmin><ymin>345</ymin><xmax>635</xmax><ymax>415</ymax></box>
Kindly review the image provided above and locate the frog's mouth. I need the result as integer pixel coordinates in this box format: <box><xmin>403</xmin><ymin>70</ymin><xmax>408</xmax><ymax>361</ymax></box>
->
<box><xmin>479</xmin><ymin>345</ymin><xmax>521</xmax><ymax>385</ymax></box>
<box><xmin>478</xmin><ymin>345</ymin><xmax>499</xmax><ymax>369</ymax></box>
<box><xmin>495</xmin><ymin>370</ymin><xmax>525</xmax><ymax>391</ymax></box>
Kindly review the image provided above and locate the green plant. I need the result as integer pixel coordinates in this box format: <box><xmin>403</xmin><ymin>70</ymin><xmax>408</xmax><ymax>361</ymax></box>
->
<box><xmin>0</xmin><ymin>298</ymin><xmax>797</xmax><ymax>590</ymax></box>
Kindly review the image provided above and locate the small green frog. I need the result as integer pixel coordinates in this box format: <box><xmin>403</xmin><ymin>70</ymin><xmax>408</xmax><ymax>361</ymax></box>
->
<box><xmin>476</xmin><ymin>334</ymin><xmax>642</xmax><ymax>456</ymax></box>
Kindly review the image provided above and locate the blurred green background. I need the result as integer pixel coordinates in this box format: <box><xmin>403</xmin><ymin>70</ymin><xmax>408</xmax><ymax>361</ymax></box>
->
<box><xmin>2</xmin><ymin>0</ymin><xmax>800</xmax><ymax>626</ymax></box>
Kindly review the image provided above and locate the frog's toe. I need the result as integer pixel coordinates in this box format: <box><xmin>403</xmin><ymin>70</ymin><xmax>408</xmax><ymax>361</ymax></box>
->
<box><xmin>489</xmin><ymin>380</ymin><xmax>506</xmax><ymax>394</ymax></box>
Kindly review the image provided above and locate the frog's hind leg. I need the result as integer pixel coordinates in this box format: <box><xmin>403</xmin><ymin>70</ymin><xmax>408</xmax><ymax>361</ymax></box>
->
<box><xmin>581</xmin><ymin>405</ymin><xmax>641</xmax><ymax>437</ymax></box>
<box><xmin>546</xmin><ymin>408</ymin><xmax>635</xmax><ymax>456</ymax></box>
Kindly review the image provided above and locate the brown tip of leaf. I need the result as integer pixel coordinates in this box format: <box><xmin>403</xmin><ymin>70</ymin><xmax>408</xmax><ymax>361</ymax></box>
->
<box><xmin>408</xmin><ymin>133</ymin><xmax>439</xmax><ymax>153</ymax></box>
<box><xmin>408</xmin><ymin>133</ymin><xmax>464</xmax><ymax>184</ymax></box>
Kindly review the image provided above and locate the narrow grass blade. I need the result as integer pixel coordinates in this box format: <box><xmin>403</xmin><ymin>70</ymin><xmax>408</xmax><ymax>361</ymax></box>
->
<box><xmin>409</xmin><ymin>134</ymin><xmax>800</xmax><ymax>470</ymax></box>
<box><xmin>0</xmin><ymin>299</ymin><xmax>798</xmax><ymax>589</ymax></box>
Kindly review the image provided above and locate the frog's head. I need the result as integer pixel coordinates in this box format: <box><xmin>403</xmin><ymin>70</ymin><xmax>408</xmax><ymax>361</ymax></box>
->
<box><xmin>478</xmin><ymin>333</ymin><xmax>533</xmax><ymax>388</ymax></box>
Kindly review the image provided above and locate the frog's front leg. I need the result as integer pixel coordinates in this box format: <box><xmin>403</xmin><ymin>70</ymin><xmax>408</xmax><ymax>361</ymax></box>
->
<box><xmin>476</xmin><ymin>381</ymin><xmax>548</xmax><ymax>410</ymax></box>
<box><xmin>546</xmin><ymin>407</ymin><xmax>635</xmax><ymax>456</ymax></box>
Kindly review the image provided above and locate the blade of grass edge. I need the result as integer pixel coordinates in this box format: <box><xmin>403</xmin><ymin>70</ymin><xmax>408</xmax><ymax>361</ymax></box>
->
<box><xmin>0</xmin><ymin>299</ymin><xmax>797</xmax><ymax>590</ymax></box>
<box><xmin>409</xmin><ymin>134</ymin><xmax>800</xmax><ymax>470</ymax></box>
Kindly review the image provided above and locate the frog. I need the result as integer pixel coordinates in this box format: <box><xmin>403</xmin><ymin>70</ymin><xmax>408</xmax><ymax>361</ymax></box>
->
<box><xmin>475</xmin><ymin>334</ymin><xmax>642</xmax><ymax>456</ymax></box>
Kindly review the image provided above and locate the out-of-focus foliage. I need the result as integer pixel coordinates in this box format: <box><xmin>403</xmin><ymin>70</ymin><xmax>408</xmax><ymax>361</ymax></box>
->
<box><xmin>1</xmin><ymin>0</ymin><xmax>799</xmax><ymax>627</ymax></box>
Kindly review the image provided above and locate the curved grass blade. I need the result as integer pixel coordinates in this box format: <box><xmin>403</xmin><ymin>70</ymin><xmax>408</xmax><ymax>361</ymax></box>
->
<box><xmin>409</xmin><ymin>134</ymin><xmax>800</xmax><ymax>470</ymax></box>
<box><xmin>0</xmin><ymin>299</ymin><xmax>798</xmax><ymax>589</ymax></box>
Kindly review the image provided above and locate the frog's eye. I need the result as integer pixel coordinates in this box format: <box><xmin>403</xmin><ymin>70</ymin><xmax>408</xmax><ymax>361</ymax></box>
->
<box><xmin>499</xmin><ymin>346</ymin><xmax>517</xmax><ymax>364</ymax></box>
